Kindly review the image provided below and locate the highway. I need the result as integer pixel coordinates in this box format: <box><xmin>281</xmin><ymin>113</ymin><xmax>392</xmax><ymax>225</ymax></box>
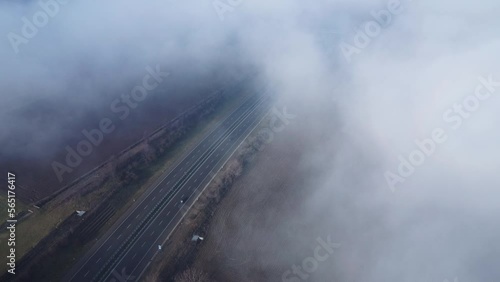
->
<box><xmin>64</xmin><ymin>90</ymin><xmax>270</xmax><ymax>282</ymax></box>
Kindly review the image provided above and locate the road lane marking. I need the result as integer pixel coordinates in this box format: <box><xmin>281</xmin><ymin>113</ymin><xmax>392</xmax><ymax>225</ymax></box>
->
<box><xmin>98</xmin><ymin>98</ymin><xmax>264</xmax><ymax>277</ymax></box>
<box><xmin>125</xmin><ymin>97</ymin><xmax>268</xmax><ymax>281</ymax></box>
<box><xmin>65</xmin><ymin>94</ymin><xmax>261</xmax><ymax>282</ymax></box>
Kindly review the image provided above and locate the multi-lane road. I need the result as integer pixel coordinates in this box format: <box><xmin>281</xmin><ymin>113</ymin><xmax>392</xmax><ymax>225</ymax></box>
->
<box><xmin>64</xmin><ymin>91</ymin><xmax>270</xmax><ymax>282</ymax></box>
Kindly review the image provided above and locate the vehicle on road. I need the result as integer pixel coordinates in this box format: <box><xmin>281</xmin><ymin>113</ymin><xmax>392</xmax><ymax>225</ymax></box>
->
<box><xmin>180</xmin><ymin>196</ymin><xmax>189</xmax><ymax>204</ymax></box>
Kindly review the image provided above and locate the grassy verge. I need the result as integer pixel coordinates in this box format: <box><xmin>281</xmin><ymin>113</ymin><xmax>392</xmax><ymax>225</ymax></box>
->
<box><xmin>141</xmin><ymin>107</ymin><xmax>273</xmax><ymax>281</ymax></box>
<box><xmin>1</xmin><ymin>89</ymin><xmax>253</xmax><ymax>280</ymax></box>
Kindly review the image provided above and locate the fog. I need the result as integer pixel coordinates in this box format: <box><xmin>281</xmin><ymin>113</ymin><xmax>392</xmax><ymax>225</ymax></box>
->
<box><xmin>2</xmin><ymin>0</ymin><xmax>500</xmax><ymax>281</ymax></box>
<box><xmin>0</xmin><ymin>0</ymin><xmax>248</xmax><ymax>198</ymax></box>
<box><xmin>253</xmin><ymin>1</ymin><xmax>500</xmax><ymax>281</ymax></box>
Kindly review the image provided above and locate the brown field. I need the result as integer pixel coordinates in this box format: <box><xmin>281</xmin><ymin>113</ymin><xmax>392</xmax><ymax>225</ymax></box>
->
<box><xmin>145</xmin><ymin>99</ymin><xmax>348</xmax><ymax>282</ymax></box>
<box><xmin>0</xmin><ymin>85</ymin><xmax>254</xmax><ymax>278</ymax></box>
<box><xmin>0</xmin><ymin>69</ymin><xmax>250</xmax><ymax>204</ymax></box>
<box><xmin>164</xmin><ymin>97</ymin><xmax>354</xmax><ymax>282</ymax></box>
<box><xmin>190</xmin><ymin>119</ymin><xmax>312</xmax><ymax>281</ymax></box>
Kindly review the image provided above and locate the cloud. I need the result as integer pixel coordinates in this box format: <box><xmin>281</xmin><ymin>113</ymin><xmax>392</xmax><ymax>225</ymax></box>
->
<box><xmin>1</xmin><ymin>0</ymin><xmax>499</xmax><ymax>280</ymax></box>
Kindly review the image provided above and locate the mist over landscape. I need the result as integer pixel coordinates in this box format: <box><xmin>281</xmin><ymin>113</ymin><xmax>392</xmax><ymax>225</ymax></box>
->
<box><xmin>1</xmin><ymin>0</ymin><xmax>499</xmax><ymax>281</ymax></box>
